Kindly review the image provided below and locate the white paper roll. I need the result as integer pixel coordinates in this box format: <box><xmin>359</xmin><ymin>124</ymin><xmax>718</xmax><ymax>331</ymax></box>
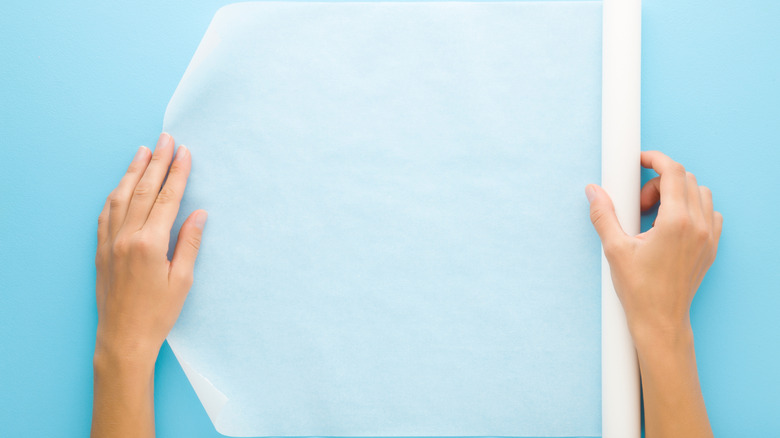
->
<box><xmin>601</xmin><ymin>0</ymin><xmax>642</xmax><ymax>437</ymax></box>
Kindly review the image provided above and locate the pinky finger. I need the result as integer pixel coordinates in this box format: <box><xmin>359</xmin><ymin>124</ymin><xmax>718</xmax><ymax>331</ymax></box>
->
<box><xmin>97</xmin><ymin>196</ymin><xmax>110</xmax><ymax>245</ymax></box>
<box><xmin>714</xmin><ymin>211</ymin><xmax>724</xmax><ymax>242</ymax></box>
<box><xmin>699</xmin><ymin>186</ymin><xmax>714</xmax><ymax>227</ymax></box>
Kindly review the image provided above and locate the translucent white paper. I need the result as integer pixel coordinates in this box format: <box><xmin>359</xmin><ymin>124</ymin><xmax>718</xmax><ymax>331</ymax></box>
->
<box><xmin>163</xmin><ymin>2</ymin><xmax>606</xmax><ymax>436</ymax></box>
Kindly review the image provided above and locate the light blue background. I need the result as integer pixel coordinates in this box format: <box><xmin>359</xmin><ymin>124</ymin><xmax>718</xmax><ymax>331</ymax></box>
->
<box><xmin>0</xmin><ymin>0</ymin><xmax>777</xmax><ymax>437</ymax></box>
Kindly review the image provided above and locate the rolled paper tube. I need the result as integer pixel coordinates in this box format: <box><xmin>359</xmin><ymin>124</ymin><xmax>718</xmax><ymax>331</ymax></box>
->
<box><xmin>601</xmin><ymin>0</ymin><xmax>642</xmax><ymax>437</ymax></box>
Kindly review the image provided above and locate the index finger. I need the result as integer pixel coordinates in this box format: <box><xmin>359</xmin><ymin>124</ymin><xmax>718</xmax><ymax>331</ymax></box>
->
<box><xmin>640</xmin><ymin>151</ymin><xmax>688</xmax><ymax>208</ymax></box>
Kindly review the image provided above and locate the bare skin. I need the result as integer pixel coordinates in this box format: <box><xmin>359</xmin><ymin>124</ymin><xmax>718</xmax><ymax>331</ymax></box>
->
<box><xmin>92</xmin><ymin>133</ymin><xmax>206</xmax><ymax>437</ymax></box>
<box><xmin>91</xmin><ymin>138</ymin><xmax>719</xmax><ymax>437</ymax></box>
<box><xmin>587</xmin><ymin>151</ymin><xmax>722</xmax><ymax>438</ymax></box>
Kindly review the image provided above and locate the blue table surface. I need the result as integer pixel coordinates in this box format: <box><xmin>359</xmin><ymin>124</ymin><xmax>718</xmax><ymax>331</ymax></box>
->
<box><xmin>1</xmin><ymin>0</ymin><xmax>778</xmax><ymax>436</ymax></box>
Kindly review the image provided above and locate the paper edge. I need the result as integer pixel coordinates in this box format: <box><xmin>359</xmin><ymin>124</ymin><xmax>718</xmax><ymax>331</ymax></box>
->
<box><xmin>162</xmin><ymin>5</ymin><xmax>226</xmax><ymax>129</ymax></box>
<box><xmin>162</xmin><ymin>7</ymin><xmax>231</xmax><ymax>431</ymax></box>
<box><xmin>601</xmin><ymin>0</ymin><xmax>642</xmax><ymax>437</ymax></box>
<box><xmin>164</xmin><ymin>1</ymin><xmax>627</xmax><ymax>436</ymax></box>
<box><xmin>167</xmin><ymin>338</ymin><xmax>229</xmax><ymax>430</ymax></box>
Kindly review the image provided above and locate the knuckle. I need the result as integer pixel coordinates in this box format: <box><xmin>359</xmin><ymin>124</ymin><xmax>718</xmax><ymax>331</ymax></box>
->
<box><xmin>156</xmin><ymin>186</ymin><xmax>178</xmax><ymax>205</ymax></box>
<box><xmin>602</xmin><ymin>240</ymin><xmax>620</xmax><ymax>257</ymax></box>
<box><xmin>113</xmin><ymin>233</ymin><xmax>163</xmax><ymax>256</ymax></box>
<box><xmin>671</xmin><ymin>162</ymin><xmax>686</xmax><ymax>177</ymax></box>
<box><xmin>603</xmin><ymin>239</ymin><xmax>629</xmax><ymax>261</ymax></box>
<box><xmin>111</xmin><ymin>238</ymin><xmax>130</xmax><ymax>257</ymax></box>
<box><xmin>695</xmin><ymin>225</ymin><xmax>711</xmax><ymax>242</ymax></box>
<box><xmin>150</xmin><ymin>151</ymin><xmax>168</xmax><ymax>165</ymax></box>
<box><xmin>109</xmin><ymin>192</ymin><xmax>125</xmax><ymax>209</ymax></box>
<box><xmin>589</xmin><ymin>208</ymin><xmax>607</xmax><ymax>227</ymax></box>
<box><xmin>127</xmin><ymin>160</ymin><xmax>145</xmax><ymax>174</ymax></box>
<box><xmin>133</xmin><ymin>183</ymin><xmax>155</xmax><ymax>199</ymax></box>
<box><xmin>172</xmin><ymin>269</ymin><xmax>194</xmax><ymax>287</ymax></box>
<box><xmin>133</xmin><ymin>233</ymin><xmax>162</xmax><ymax>254</ymax></box>
<box><xmin>671</xmin><ymin>213</ymin><xmax>692</xmax><ymax>231</ymax></box>
<box><xmin>187</xmin><ymin>234</ymin><xmax>202</xmax><ymax>252</ymax></box>
<box><xmin>168</xmin><ymin>160</ymin><xmax>185</xmax><ymax>175</ymax></box>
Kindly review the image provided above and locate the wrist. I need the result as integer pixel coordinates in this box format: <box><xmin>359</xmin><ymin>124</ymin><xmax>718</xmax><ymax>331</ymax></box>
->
<box><xmin>92</xmin><ymin>334</ymin><xmax>157</xmax><ymax>437</ymax></box>
<box><xmin>94</xmin><ymin>327</ymin><xmax>161</xmax><ymax>375</ymax></box>
<box><xmin>629</xmin><ymin>317</ymin><xmax>695</xmax><ymax>358</ymax></box>
<box><xmin>93</xmin><ymin>344</ymin><xmax>156</xmax><ymax>381</ymax></box>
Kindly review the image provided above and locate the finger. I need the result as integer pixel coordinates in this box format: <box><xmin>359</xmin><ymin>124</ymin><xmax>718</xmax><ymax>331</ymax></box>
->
<box><xmin>146</xmin><ymin>145</ymin><xmax>191</xmax><ymax>236</ymax></box>
<box><xmin>640</xmin><ymin>176</ymin><xmax>661</xmax><ymax>212</ymax></box>
<box><xmin>122</xmin><ymin>133</ymin><xmax>175</xmax><ymax>232</ymax></box>
<box><xmin>586</xmin><ymin>184</ymin><xmax>629</xmax><ymax>255</ymax></box>
<box><xmin>169</xmin><ymin>210</ymin><xmax>208</xmax><ymax>290</ymax></box>
<box><xmin>97</xmin><ymin>196</ymin><xmax>110</xmax><ymax>245</ymax></box>
<box><xmin>108</xmin><ymin>146</ymin><xmax>151</xmax><ymax>238</ymax></box>
<box><xmin>640</xmin><ymin>151</ymin><xmax>688</xmax><ymax>209</ymax></box>
<box><xmin>686</xmin><ymin>172</ymin><xmax>705</xmax><ymax>223</ymax></box>
<box><xmin>699</xmin><ymin>186</ymin><xmax>714</xmax><ymax>228</ymax></box>
<box><xmin>713</xmin><ymin>211</ymin><xmax>723</xmax><ymax>242</ymax></box>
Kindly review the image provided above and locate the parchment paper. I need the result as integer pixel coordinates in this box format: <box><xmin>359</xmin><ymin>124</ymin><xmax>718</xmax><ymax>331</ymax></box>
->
<box><xmin>163</xmin><ymin>2</ymin><xmax>604</xmax><ymax>436</ymax></box>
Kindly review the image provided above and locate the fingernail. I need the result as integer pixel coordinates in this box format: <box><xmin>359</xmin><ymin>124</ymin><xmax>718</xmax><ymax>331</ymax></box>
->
<box><xmin>175</xmin><ymin>145</ymin><xmax>188</xmax><ymax>161</ymax></box>
<box><xmin>194</xmin><ymin>210</ymin><xmax>208</xmax><ymax>230</ymax></box>
<box><xmin>133</xmin><ymin>146</ymin><xmax>149</xmax><ymax>161</ymax></box>
<box><xmin>157</xmin><ymin>132</ymin><xmax>173</xmax><ymax>150</ymax></box>
<box><xmin>585</xmin><ymin>185</ymin><xmax>597</xmax><ymax>203</ymax></box>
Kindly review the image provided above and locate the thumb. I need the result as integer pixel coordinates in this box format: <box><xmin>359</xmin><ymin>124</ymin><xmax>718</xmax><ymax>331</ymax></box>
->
<box><xmin>170</xmin><ymin>210</ymin><xmax>208</xmax><ymax>288</ymax></box>
<box><xmin>585</xmin><ymin>184</ymin><xmax>628</xmax><ymax>250</ymax></box>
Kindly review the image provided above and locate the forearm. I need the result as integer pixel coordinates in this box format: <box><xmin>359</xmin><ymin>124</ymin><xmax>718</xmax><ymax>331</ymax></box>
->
<box><xmin>91</xmin><ymin>133</ymin><xmax>203</xmax><ymax>437</ymax></box>
<box><xmin>588</xmin><ymin>152</ymin><xmax>720</xmax><ymax>436</ymax></box>
<box><xmin>91</xmin><ymin>348</ymin><xmax>156</xmax><ymax>438</ymax></box>
<box><xmin>633</xmin><ymin>323</ymin><xmax>713</xmax><ymax>438</ymax></box>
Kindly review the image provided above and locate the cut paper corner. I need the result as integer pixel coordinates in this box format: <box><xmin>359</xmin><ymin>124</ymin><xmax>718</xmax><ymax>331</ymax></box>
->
<box><xmin>162</xmin><ymin>16</ymin><xmax>223</xmax><ymax>129</ymax></box>
<box><xmin>169</xmin><ymin>341</ymin><xmax>229</xmax><ymax>428</ymax></box>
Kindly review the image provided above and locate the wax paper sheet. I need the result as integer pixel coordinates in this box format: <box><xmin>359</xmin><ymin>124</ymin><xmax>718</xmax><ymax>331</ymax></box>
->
<box><xmin>163</xmin><ymin>2</ymin><xmax>603</xmax><ymax>436</ymax></box>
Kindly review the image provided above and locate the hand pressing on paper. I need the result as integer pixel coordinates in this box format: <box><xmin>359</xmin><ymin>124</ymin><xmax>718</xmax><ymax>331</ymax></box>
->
<box><xmin>586</xmin><ymin>151</ymin><xmax>720</xmax><ymax>438</ymax></box>
<box><xmin>90</xmin><ymin>141</ymin><xmax>716</xmax><ymax>438</ymax></box>
<box><xmin>92</xmin><ymin>133</ymin><xmax>207</xmax><ymax>438</ymax></box>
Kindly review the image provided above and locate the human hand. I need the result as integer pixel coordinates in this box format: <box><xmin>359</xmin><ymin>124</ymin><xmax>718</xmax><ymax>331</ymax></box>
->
<box><xmin>587</xmin><ymin>153</ymin><xmax>719</xmax><ymax>437</ymax></box>
<box><xmin>586</xmin><ymin>151</ymin><xmax>722</xmax><ymax>344</ymax></box>
<box><xmin>94</xmin><ymin>132</ymin><xmax>207</xmax><ymax>368</ymax></box>
<box><xmin>92</xmin><ymin>132</ymin><xmax>205</xmax><ymax>437</ymax></box>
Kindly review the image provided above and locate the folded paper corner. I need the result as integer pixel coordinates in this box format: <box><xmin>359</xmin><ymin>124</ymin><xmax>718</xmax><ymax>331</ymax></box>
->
<box><xmin>169</xmin><ymin>343</ymin><xmax>229</xmax><ymax>427</ymax></box>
